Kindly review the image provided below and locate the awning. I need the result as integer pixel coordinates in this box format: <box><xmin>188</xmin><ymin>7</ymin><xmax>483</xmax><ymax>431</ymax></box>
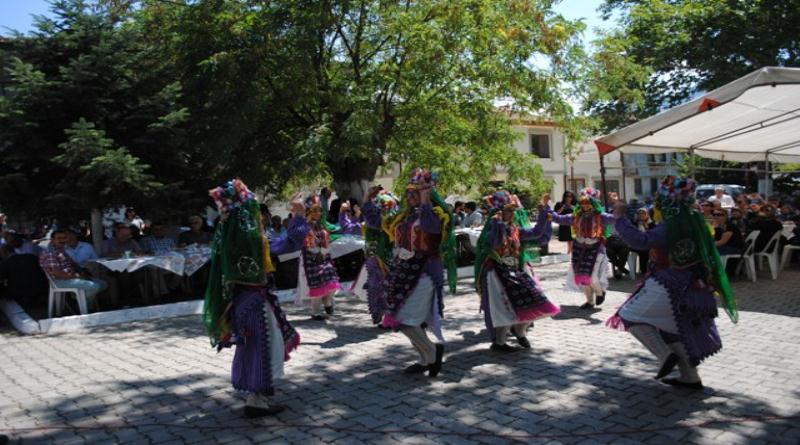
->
<box><xmin>595</xmin><ymin>67</ymin><xmax>800</xmax><ymax>163</ymax></box>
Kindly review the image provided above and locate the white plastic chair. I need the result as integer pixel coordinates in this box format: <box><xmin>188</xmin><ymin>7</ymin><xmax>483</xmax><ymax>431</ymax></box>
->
<box><xmin>720</xmin><ymin>230</ymin><xmax>758</xmax><ymax>283</ymax></box>
<box><xmin>780</xmin><ymin>244</ymin><xmax>800</xmax><ymax>271</ymax></box>
<box><xmin>46</xmin><ymin>274</ymin><xmax>90</xmax><ymax>318</ymax></box>
<box><xmin>753</xmin><ymin>231</ymin><xmax>782</xmax><ymax>280</ymax></box>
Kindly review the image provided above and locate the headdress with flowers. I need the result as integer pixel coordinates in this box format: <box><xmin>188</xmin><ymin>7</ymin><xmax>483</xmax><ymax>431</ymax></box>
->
<box><xmin>304</xmin><ymin>194</ymin><xmax>323</xmax><ymax>212</ymax></box>
<box><xmin>204</xmin><ymin>178</ymin><xmax>275</xmax><ymax>348</ymax></box>
<box><xmin>484</xmin><ymin>190</ymin><xmax>519</xmax><ymax>212</ymax></box>
<box><xmin>375</xmin><ymin>191</ymin><xmax>400</xmax><ymax>216</ymax></box>
<box><xmin>406</xmin><ymin>168</ymin><xmax>438</xmax><ymax>191</ymax></box>
<box><xmin>655</xmin><ymin>175</ymin><xmax>737</xmax><ymax>323</ymax></box>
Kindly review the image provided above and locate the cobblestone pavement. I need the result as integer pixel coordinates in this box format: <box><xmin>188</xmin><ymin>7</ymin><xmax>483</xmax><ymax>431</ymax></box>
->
<box><xmin>1</xmin><ymin>257</ymin><xmax>800</xmax><ymax>444</ymax></box>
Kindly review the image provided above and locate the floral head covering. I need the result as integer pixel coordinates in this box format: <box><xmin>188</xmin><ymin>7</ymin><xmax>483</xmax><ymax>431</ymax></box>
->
<box><xmin>484</xmin><ymin>190</ymin><xmax>519</xmax><ymax>212</ymax></box>
<box><xmin>375</xmin><ymin>191</ymin><xmax>400</xmax><ymax>216</ymax></box>
<box><xmin>406</xmin><ymin>168</ymin><xmax>438</xmax><ymax>191</ymax></box>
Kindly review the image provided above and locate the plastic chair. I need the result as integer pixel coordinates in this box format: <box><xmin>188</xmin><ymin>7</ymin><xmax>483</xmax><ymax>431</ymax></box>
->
<box><xmin>721</xmin><ymin>230</ymin><xmax>758</xmax><ymax>283</ymax></box>
<box><xmin>780</xmin><ymin>244</ymin><xmax>800</xmax><ymax>271</ymax></box>
<box><xmin>46</xmin><ymin>274</ymin><xmax>90</xmax><ymax>318</ymax></box>
<box><xmin>753</xmin><ymin>231</ymin><xmax>782</xmax><ymax>280</ymax></box>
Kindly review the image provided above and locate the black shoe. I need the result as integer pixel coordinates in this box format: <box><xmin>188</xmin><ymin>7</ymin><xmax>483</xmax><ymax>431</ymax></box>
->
<box><xmin>655</xmin><ymin>353</ymin><xmax>679</xmax><ymax>379</ymax></box>
<box><xmin>324</xmin><ymin>305</ymin><xmax>334</xmax><ymax>315</ymax></box>
<box><xmin>579</xmin><ymin>303</ymin><xmax>594</xmax><ymax>309</ymax></box>
<box><xmin>661</xmin><ymin>378</ymin><xmax>704</xmax><ymax>390</ymax></box>
<box><xmin>244</xmin><ymin>404</ymin><xmax>286</xmax><ymax>418</ymax></box>
<box><xmin>595</xmin><ymin>293</ymin><xmax>606</xmax><ymax>306</ymax></box>
<box><xmin>404</xmin><ymin>363</ymin><xmax>429</xmax><ymax>374</ymax></box>
<box><xmin>613</xmin><ymin>272</ymin><xmax>623</xmax><ymax>279</ymax></box>
<box><xmin>428</xmin><ymin>344</ymin><xmax>444</xmax><ymax>377</ymax></box>
<box><xmin>515</xmin><ymin>336</ymin><xmax>531</xmax><ymax>349</ymax></box>
<box><xmin>490</xmin><ymin>343</ymin><xmax>520</xmax><ymax>352</ymax></box>
<box><xmin>311</xmin><ymin>314</ymin><xmax>327</xmax><ymax>321</ymax></box>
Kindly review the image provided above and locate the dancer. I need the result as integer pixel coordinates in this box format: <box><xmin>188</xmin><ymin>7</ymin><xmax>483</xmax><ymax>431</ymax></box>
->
<box><xmin>550</xmin><ymin>188</ymin><xmax>613</xmax><ymax>309</ymax></box>
<box><xmin>381</xmin><ymin>169</ymin><xmax>457</xmax><ymax>377</ymax></box>
<box><xmin>297</xmin><ymin>194</ymin><xmax>342</xmax><ymax>320</ymax></box>
<box><xmin>607</xmin><ymin>176</ymin><xmax>737</xmax><ymax>389</ymax></box>
<box><xmin>203</xmin><ymin>179</ymin><xmax>308</xmax><ymax>417</ymax></box>
<box><xmin>353</xmin><ymin>187</ymin><xmax>400</xmax><ymax>325</ymax></box>
<box><xmin>475</xmin><ymin>191</ymin><xmax>561</xmax><ymax>351</ymax></box>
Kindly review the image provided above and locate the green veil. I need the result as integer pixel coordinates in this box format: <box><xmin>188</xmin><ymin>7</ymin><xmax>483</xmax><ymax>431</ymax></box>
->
<box><xmin>655</xmin><ymin>176</ymin><xmax>738</xmax><ymax>323</ymax></box>
<box><xmin>663</xmin><ymin>202</ymin><xmax>738</xmax><ymax>323</ymax></box>
<box><xmin>203</xmin><ymin>182</ymin><xmax>272</xmax><ymax>347</ymax></box>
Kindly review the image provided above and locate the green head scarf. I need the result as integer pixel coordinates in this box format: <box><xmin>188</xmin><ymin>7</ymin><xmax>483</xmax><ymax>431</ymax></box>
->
<box><xmin>203</xmin><ymin>179</ymin><xmax>274</xmax><ymax>347</ymax></box>
<box><xmin>655</xmin><ymin>176</ymin><xmax>738</xmax><ymax>323</ymax></box>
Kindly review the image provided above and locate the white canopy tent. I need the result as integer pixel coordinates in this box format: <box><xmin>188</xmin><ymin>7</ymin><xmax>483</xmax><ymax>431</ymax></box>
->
<box><xmin>595</xmin><ymin>67</ymin><xmax>800</xmax><ymax>163</ymax></box>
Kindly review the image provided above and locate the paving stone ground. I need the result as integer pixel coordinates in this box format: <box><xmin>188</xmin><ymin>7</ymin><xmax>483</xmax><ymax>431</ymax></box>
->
<box><xmin>2</xmin><ymin>251</ymin><xmax>800</xmax><ymax>444</ymax></box>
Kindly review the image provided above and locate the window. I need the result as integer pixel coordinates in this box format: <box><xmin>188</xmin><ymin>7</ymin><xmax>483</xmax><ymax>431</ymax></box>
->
<box><xmin>634</xmin><ymin>178</ymin><xmax>643</xmax><ymax>195</ymax></box>
<box><xmin>530</xmin><ymin>133</ymin><xmax>550</xmax><ymax>158</ymax></box>
<box><xmin>594</xmin><ymin>180</ymin><xmax>619</xmax><ymax>197</ymax></box>
<box><xmin>650</xmin><ymin>178</ymin><xmax>658</xmax><ymax>194</ymax></box>
<box><xmin>569</xmin><ymin>178</ymin><xmax>586</xmax><ymax>190</ymax></box>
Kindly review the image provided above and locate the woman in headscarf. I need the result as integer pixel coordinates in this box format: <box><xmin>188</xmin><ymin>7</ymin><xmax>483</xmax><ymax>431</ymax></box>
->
<box><xmin>203</xmin><ymin>179</ymin><xmax>309</xmax><ymax>417</ymax></box>
<box><xmin>550</xmin><ymin>187</ymin><xmax>614</xmax><ymax>309</ymax></box>
<box><xmin>352</xmin><ymin>186</ymin><xmax>400</xmax><ymax>325</ymax></box>
<box><xmin>381</xmin><ymin>169</ymin><xmax>457</xmax><ymax>377</ymax></box>
<box><xmin>607</xmin><ymin>176</ymin><xmax>738</xmax><ymax>389</ymax></box>
<box><xmin>474</xmin><ymin>191</ymin><xmax>561</xmax><ymax>352</ymax></box>
<box><xmin>297</xmin><ymin>194</ymin><xmax>342</xmax><ymax>320</ymax></box>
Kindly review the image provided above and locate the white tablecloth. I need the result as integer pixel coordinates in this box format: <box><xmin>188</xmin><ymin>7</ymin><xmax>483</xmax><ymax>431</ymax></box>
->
<box><xmin>277</xmin><ymin>236</ymin><xmax>366</xmax><ymax>262</ymax></box>
<box><xmin>92</xmin><ymin>247</ymin><xmax>211</xmax><ymax>276</ymax></box>
<box><xmin>455</xmin><ymin>227</ymin><xmax>483</xmax><ymax>247</ymax></box>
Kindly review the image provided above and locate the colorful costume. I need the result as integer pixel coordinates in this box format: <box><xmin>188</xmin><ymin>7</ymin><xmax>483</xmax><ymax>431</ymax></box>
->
<box><xmin>550</xmin><ymin>187</ymin><xmax>613</xmax><ymax>308</ymax></box>
<box><xmin>381</xmin><ymin>169</ymin><xmax>457</xmax><ymax>377</ymax></box>
<box><xmin>475</xmin><ymin>191</ymin><xmax>560</xmax><ymax>351</ymax></box>
<box><xmin>203</xmin><ymin>179</ymin><xmax>308</xmax><ymax>417</ymax></box>
<box><xmin>607</xmin><ymin>176</ymin><xmax>738</xmax><ymax>389</ymax></box>
<box><xmin>296</xmin><ymin>194</ymin><xmax>342</xmax><ymax>319</ymax></box>
<box><xmin>354</xmin><ymin>191</ymin><xmax>400</xmax><ymax>324</ymax></box>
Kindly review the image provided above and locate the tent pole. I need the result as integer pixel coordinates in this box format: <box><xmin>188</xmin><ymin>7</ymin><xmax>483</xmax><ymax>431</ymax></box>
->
<box><xmin>621</xmin><ymin>153</ymin><xmax>627</xmax><ymax>201</ymax></box>
<box><xmin>599</xmin><ymin>152</ymin><xmax>608</xmax><ymax>209</ymax></box>
<box><xmin>764</xmin><ymin>152</ymin><xmax>771</xmax><ymax>196</ymax></box>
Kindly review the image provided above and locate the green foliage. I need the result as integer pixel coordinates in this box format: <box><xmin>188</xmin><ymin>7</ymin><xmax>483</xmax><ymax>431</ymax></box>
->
<box><xmin>585</xmin><ymin>0</ymin><xmax>800</xmax><ymax>133</ymax></box>
<box><xmin>142</xmin><ymin>0</ymin><xmax>589</xmax><ymax>198</ymax></box>
<box><xmin>2</xmin><ymin>0</ymin><xmax>590</xmax><ymax>221</ymax></box>
<box><xmin>52</xmin><ymin>118</ymin><xmax>161</xmax><ymax>209</ymax></box>
<box><xmin>0</xmin><ymin>0</ymin><xmax>193</xmax><ymax>220</ymax></box>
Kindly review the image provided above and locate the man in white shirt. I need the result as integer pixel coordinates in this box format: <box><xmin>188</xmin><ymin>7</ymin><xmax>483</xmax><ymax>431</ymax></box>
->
<box><xmin>65</xmin><ymin>230</ymin><xmax>98</xmax><ymax>267</ymax></box>
<box><xmin>463</xmin><ymin>202</ymin><xmax>484</xmax><ymax>227</ymax></box>
<box><xmin>708</xmin><ymin>187</ymin><xmax>735</xmax><ymax>209</ymax></box>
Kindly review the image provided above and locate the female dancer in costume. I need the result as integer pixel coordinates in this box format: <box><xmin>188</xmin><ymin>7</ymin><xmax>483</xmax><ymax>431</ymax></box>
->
<box><xmin>203</xmin><ymin>180</ymin><xmax>308</xmax><ymax>417</ymax></box>
<box><xmin>475</xmin><ymin>191</ymin><xmax>561</xmax><ymax>351</ymax></box>
<box><xmin>297</xmin><ymin>194</ymin><xmax>342</xmax><ymax>320</ymax></box>
<box><xmin>352</xmin><ymin>187</ymin><xmax>400</xmax><ymax>325</ymax></box>
<box><xmin>381</xmin><ymin>169</ymin><xmax>457</xmax><ymax>377</ymax></box>
<box><xmin>550</xmin><ymin>188</ymin><xmax>613</xmax><ymax>309</ymax></box>
<box><xmin>607</xmin><ymin>176</ymin><xmax>737</xmax><ymax>389</ymax></box>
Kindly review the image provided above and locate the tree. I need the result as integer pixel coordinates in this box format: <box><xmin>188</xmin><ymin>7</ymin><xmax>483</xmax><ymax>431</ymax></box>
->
<box><xmin>0</xmin><ymin>0</ymin><xmax>193</xmax><ymax>228</ymax></box>
<box><xmin>53</xmin><ymin>119</ymin><xmax>161</xmax><ymax>248</ymax></box>
<box><xmin>143</xmin><ymin>0</ymin><xmax>589</xmax><ymax>201</ymax></box>
<box><xmin>585</xmin><ymin>0</ymin><xmax>800</xmax><ymax>133</ymax></box>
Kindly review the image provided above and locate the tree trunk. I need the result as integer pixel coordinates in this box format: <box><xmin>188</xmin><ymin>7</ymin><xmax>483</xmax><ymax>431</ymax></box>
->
<box><xmin>91</xmin><ymin>208</ymin><xmax>104</xmax><ymax>254</ymax></box>
<box><xmin>329</xmin><ymin>155</ymin><xmax>383</xmax><ymax>204</ymax></box>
